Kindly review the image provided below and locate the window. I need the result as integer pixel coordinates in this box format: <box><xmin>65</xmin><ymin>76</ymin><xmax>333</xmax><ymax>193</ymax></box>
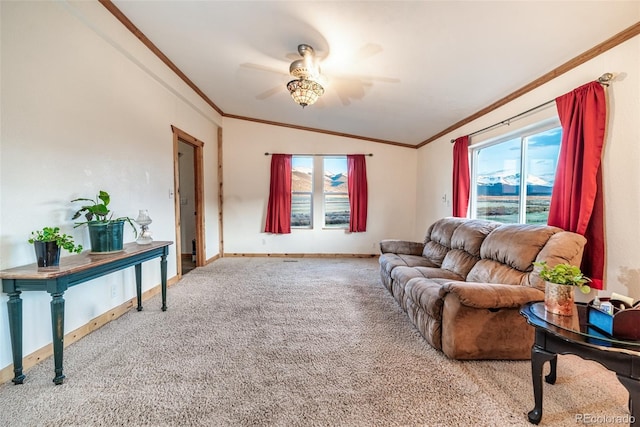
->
<box><xmin>290</xmin><ymin>156</ymin><xmax>351</xmax><ymax>229</ymax></box>
<box><xmin>291</xmin><ymin>156</ymin><xmax>313</xmax><ymax>228</ymax></box>
<box><xmin>470</xmin><ymin>121</ymin><xmax>561</xmax><ymax>224</ymax></box>
<box><xmin>323</xmin><ymin>157</ymin><xmax>349</xmax><ymax>228</ymax></box>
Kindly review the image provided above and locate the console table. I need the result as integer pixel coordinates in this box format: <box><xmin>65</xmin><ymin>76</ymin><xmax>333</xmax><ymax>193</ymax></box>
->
<box><xmin>1</xmin><ymin>241</ymin><xmax>172</xmax><ymax>385</ymax></box>
<box><xmin>520</xmin><ymin>302</ymin><xmax>639</xmax><ymax>425</ymax></box>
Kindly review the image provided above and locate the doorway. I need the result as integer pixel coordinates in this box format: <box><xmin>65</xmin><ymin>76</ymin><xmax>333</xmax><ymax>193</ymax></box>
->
<box><xmin>172</xmin><ymin>126</ymin><xmax>205</xmax><ymax>277</ymax></box>
<box><xmin>178</xmin><ymin>141</ymin><xmax>197</xmax><ymax>274</ymax></box>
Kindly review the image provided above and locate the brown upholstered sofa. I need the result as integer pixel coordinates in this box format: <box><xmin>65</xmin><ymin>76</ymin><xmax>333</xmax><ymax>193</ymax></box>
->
<box><xmin>379</xmin><ymin>217</ymin><xmax>586</xmax><ymax>360</ymax></box>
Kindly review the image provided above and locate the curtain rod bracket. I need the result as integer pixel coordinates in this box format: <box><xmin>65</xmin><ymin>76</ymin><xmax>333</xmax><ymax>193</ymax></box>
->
<box><xmin>598</xmin><ymin>73</ymin><xmax>614</xmax><ymax>86</ymax></box>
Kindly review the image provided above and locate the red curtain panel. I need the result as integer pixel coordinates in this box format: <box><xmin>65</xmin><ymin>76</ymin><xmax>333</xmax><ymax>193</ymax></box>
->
<box><xmin>347</xmin><ymin>155</ymin><xmax>368</xmax><ymax>232</ymax></box>
<box><xmin>264</xmin><ymin>154</ymin><xmax>292</xmax><ymax>234</ymax></box>
<box><xmin>452</xmin><ymin>135</ymin><xmax>470</xmax><ymax>217</ymax></box>
<box><xmin>548</xmin><ymin>81</ymin><xmax>607</xmax><ymax>289</ymax></box>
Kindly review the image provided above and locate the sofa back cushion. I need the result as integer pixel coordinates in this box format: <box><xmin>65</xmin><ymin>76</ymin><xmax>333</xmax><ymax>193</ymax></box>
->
<box><xmin>529</xmin><ymin>231</ymin><xmax>587</xmax><ymax>291</ymax></box>
<box><xmin>466</xmin><ymin>223</ymin><xmax>586</xmax><ymax>289</ymax></box>
<box><xmin>440</xmin><ymin>219</ymin><xmax>502</xmax><ymax>278</ymax></box>
<box><xmin>421</xmin><ymin>217</ymin><xmax>467</xmax><ymax>266</ymax></box>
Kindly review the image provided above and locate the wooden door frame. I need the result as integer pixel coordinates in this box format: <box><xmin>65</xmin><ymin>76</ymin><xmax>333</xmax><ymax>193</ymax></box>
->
<box><xmin>171</xmin><ymin>125</ymin><xmax>205</xmax><ymax>277</ymax></box>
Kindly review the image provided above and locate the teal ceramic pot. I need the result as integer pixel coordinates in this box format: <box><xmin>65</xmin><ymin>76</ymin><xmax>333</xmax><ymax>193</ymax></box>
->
<box><xmin>87</xmin><ymin>221</ymin><xmax>124</xmax><ymax>253</ymax></box>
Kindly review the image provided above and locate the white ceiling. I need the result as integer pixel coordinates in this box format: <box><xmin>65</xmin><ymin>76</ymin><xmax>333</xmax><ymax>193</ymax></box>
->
<box><xmin>110</xmin><ymin>1</ymin><xmax>639</xmax><ymax>147</ymax></box>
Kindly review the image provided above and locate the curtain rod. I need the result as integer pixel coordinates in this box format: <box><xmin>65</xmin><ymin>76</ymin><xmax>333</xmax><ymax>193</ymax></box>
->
<box><xmin>450</xmin><ymin>72</ymin><xmax>614</xmax><ymax>143</ymax></box>
<box><xmin>264</xmin><ymin>152</ymin><xmax>373</xmax><ymax>157</ymax></box>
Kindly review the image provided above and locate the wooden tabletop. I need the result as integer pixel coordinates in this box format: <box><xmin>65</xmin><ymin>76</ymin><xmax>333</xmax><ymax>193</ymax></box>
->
<box><xmin>0</xmin><ymin>241</ymin><xmax>173</xmax><ymax>280</ymax></box>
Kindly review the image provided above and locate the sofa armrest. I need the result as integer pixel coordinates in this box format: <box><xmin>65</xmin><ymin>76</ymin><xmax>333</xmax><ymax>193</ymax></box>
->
<box><xmin>440</xmin><ymin>281</ymin><xmax>544</xmax><ymax>309</ymax></box>
<box><xmin>379</xmin><ymin>239</ymin><xmax>424</xmax><ymax>255</ymax></box>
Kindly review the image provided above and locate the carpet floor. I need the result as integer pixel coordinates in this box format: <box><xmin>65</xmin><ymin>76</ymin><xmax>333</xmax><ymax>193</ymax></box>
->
<box><xmin>0</xmin><ymin>257</ymin><xmax>630</xmax><ymax>426</ymax></box>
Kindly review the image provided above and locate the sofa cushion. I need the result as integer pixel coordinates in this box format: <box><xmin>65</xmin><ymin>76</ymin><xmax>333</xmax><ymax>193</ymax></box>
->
<box><xmin>449</xmin><ymin>219</ymin><xmax>502</xmax><ymax>258</ymax></box>
<box><xmin>391</xmin><ymin>265</ymin><xmax>463</xmax><ymax>285</ymax></box>
<box><xmin>467</xmin><ymin>223</ymin><xmax>562</xmax><ymax>285</ymax></box>
<box><xmin>379</xmin><ymin>253</ymin><xmax>438</xmax><ymax>276</ymax></box>
<box><xmin>379</xmin><ymin>239</ymin><xmax>424</xmax><ymax>255</ymax></box>
<box><xmin>405</xmin><ymin>277</ymin><xmax>452</xmax><ymax>350</ymax></box>
<box><xmin>405</xmin><ymin>296</ymin><xmax>443</xmax><ymax>350</ymax></box>
<box><xmin>441</xmin><ymin>250</ymin><xmax>479</xmax><ymax>279</ymax></box>
<box><xmin>440</xmin><ymin>281</ymin><xmax>544</xmax><ymax>309</ymax></box>
<box><xmin>405</xmin><ymin>277</ymin><xmax>451</xmax><ymax>320</ymax></box>
<box><xmin>421</xmin><ymin>217</ymin><xmax>466</xmax><ymax>265</ymax></box>
<box><xmin>436</xmin><ymin>219</ymin><xmax>501</xmax><ymax>279</ymax></box>
<box><xmin>465</xmin><ymin>259</ymin><xmax>529</xmax><ymax>286</ymax></box>
<box><xmin>390</xmin><ymin>267</ymin><xmax>462</xmax><ymax>312</ymax></box>
<box><xmin>529</xmin><ymin>231</ymin><xmax>587</xmax><ymax>291</ymax></box>
<box><xmin>479</xmin><ymin>223</ymin><xmax>562</xmax><ymax>271</ymax></box>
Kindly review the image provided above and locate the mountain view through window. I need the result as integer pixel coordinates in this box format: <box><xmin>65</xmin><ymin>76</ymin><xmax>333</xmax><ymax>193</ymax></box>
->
<box><xmin>323</xmin><ymin>157</ymin><xmax>349</xmax><ymax>228</ymax></box>
<box><xmin>473</xmin><ymin>126</ymin><xmax>561</xmax><ymax>224</ymax></box>
<box><xmin>292</xmin><ymin>156</ymin><xmax>313</xmax><ymax>227</ymax></box>
<box><xmin>291</xmin><ymin>156</ymin><xmax>350</xmax><ymax>228</ymax></box>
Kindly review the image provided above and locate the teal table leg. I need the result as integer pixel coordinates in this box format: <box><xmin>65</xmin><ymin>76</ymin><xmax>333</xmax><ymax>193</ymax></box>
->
<box><xmin>161</xmin><ymin>252</ymin><xmax>167</xmax><ymax>311</ymax></box>
<box><xmin>50</xmin><ymin>292</ymin><xmax>66</xmax><ymax>385</ymax></box>
<box><xmin>135</xmin><ymin>263</ymin><xmax>143</xmax><ymax>311</ymax></box>
<box><xmin>7</xmin><ymin>289</ymin><xmax>26</xmax><ymax>384</ymax></box>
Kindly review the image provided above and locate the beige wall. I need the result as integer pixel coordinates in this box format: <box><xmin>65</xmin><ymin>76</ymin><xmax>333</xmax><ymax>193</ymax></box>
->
<box><xmin>417</xmin><ymin>35</ymin><xmax>640</xmax><ymax>302</ymax></box>
<box><xmin>222</xmin><ymin>118</ymin><xmax>417</xmax><ymax>255</ymax></box>
<box><xmin>0</xmin><ymin>1</ymin><xmax>220</xmax><ymax>371</ymax></box>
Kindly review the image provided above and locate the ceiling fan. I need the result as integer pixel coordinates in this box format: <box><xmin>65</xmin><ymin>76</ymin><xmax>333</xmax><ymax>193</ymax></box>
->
<box><xmin>240</xmin><ymin>43</ymin><xmax>399</xmax><ymax>107</ymax></box>
<box><xmin>286</xmin><ymin>44</ymin><xmax>325</xmax><ymax>108</ymax></box>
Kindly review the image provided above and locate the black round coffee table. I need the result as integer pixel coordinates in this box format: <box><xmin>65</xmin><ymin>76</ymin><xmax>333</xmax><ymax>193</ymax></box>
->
<box><xmin>520</xmin><ymin>301</ymin><xmax>639</xmax><ymax>425</ymax></box>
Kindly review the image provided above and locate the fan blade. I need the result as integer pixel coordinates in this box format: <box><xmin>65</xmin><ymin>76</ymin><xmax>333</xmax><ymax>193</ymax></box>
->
<box><xmin>240</xmin><ymin>62</ymin><xmax>288</xmax><ymax>76</ymax></box>
<box><xmin>345</xmin><ymin>75</ymin><xmax>400</xmax><ymax>84</ymax></box>
<box><xmin>328</xmin><ymin>76</ymin><xmax>373</xmax><ymax>106</ymax></box>
<box><xmin>353</xmin><ymin>43</ymin><xmax>383</xmax><ymax>61</ymax></box>
<box><xmin>256</xmin><ymin>86</ymin><xmax>285</xmax><ymax>100</ymax></box>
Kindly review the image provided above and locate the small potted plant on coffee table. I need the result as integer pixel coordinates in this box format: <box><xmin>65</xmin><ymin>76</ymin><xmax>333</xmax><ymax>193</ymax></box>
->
<box><xmin>71</xmin><ymin>190</ymin><xmax>136</xmax><ymax>253</ymax></box>
<box><xmin>28</xmin><ymin>226</ymin><xmax>83</xmax><ymax>267</ymax></box>
<box><xmin>534</xmin><ymin>261</ymin><xmax>591</xmax><ymax>316</ymax></box>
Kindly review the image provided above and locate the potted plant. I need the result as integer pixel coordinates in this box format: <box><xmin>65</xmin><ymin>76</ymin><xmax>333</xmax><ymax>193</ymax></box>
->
<box><xmin>534</xmin><ymin>261</ymin><xmax>591</xmax><ymax>316</ymax></box>
<box><xmin>28</xmin><ymin>226</ymin><xmax>83</xmax><ymax>267</ymax></box>
<box><xmin>71</xmin><ymin>190</ymin><xmax>136</xmax><ymax>253</ymax></box>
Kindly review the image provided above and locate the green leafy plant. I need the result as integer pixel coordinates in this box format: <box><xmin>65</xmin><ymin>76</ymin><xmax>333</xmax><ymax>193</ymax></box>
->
<box><xmin>533</xmin><ymin>261</ymin><xmax>591</xmax><ymax>294</ymax></box>
<box><xmin>28</xmin><ymin>226</ymin><xmax>83</xmax><ymax>254</ymax></box>
<box><xmin>71</xmin><ymin>190</ymin><xmax>136</xmax><ymax>236</ymax></box>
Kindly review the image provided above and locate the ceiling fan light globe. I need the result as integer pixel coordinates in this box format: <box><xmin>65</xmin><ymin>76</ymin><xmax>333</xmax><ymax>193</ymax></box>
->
<box><xmin>287</xmin><ymin>79</ymin><xmax>324</xmax><ymax>108</ymax></box>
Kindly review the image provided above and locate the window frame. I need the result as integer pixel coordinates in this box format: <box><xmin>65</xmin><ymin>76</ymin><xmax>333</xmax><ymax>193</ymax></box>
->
<box><xmin>322</xmin><ymin>156</ymin><xmax>350</xmax><ymax>230</ymax></box>
<box><xmin>291</xmin><ymin>155</ymin><xmax>314</xmax><ymax>229</ymax></box>
<box><xmin>469</xmin><ymin>117</ymin><xmax>561</xmax><ymax>224</ymax></box>
<box><xmin>289</xmin><ymin>155</ymin><xmax>352</xmax><ymax>230</ymax></box>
